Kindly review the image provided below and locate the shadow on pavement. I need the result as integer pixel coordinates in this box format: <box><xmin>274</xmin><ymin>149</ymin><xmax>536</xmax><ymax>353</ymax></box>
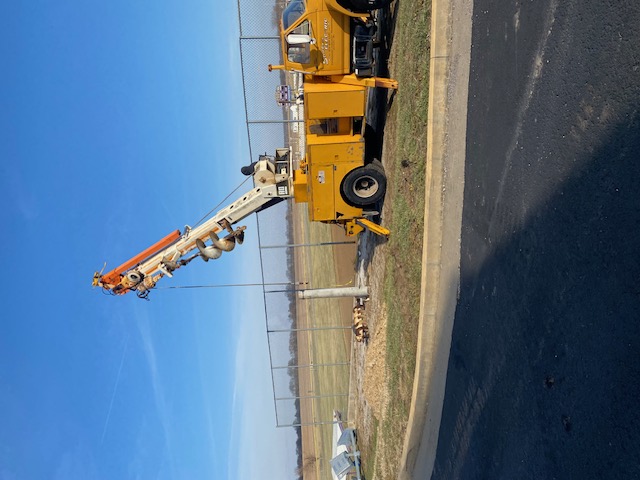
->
<box><xmin>432</xmin><ymin>111</ymin><xmax>640</xmax><ymax>479</ymax></box>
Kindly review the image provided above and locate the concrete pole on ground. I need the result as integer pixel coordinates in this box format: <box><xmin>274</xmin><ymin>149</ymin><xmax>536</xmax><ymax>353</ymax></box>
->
<box><xmin>296</xmin><ymin>286</ymin><xmax>368</xmax><ymax>299</ymax></box>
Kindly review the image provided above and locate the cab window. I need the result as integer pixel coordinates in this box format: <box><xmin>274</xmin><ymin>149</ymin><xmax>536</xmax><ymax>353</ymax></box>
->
<box><xmin>286</xmin><ymin>20</ymin><xmax>311</xmax><ymax>64</ymax></box>
<box><xmin>287</xmin><ymin>44</ymin><xmax>310</xmax><ymax>64</ymax></box>
<box><xmin>291</xmin><ymin>20</ymin><xmax>310</xmax><ymax>35</ymax></box>
<box><xmin>282</xmin><ymin>0</ymin><xmax>305</xmax><ymax>30</ymax></box>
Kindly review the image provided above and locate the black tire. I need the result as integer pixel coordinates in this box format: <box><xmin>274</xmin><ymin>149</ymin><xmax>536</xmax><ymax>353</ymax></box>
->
<box><xmin>341</xmin><ymin>165</ymin><xmax>387</xmax><ymax>207</ymax></box>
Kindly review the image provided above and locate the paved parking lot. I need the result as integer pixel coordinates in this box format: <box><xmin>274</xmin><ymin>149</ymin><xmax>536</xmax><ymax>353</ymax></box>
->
<box><xmin>431</xmin><ymin>1</ymin><xmax>640</xmax><ymax>478</ymax></box>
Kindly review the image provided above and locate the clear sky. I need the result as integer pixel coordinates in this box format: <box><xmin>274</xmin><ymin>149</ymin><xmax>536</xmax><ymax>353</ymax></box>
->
<box><xmin>0</xmin><ymin>1</ymin><xmax>297</xmax><ymax>478</ymax></box>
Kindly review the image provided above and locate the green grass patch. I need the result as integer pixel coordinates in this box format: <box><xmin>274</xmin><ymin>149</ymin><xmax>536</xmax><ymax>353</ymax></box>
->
<box><xmin>360</xmin><ymin>416</ymin><xmax>379</xmax><ymax>480</ymax></box>
<box><xmin>372</xmin><ymin>0</ymin><xmax>432</xmax><ymax>475</ymax></box>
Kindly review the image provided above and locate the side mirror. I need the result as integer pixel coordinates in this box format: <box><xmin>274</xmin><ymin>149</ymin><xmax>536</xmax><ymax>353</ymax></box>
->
<box><xmin>286</xmin><ymin>33</ymin><xmax>315</xmax><ymax>45</ymax></box>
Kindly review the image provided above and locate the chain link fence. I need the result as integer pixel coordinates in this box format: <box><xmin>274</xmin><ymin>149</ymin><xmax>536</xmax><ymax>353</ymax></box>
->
<box><xmin>236</xmin><ymin>1</ymin><xmax>354</xmax><ymax>478</ymax></box>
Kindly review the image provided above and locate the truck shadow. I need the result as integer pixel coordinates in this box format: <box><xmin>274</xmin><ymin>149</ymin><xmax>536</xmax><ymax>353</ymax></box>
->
<box><xmin>365</xmin><ymin>1</ymin><xmax>400</xmax><ymax>162</ymax></box>
<box><xmin>431</xmin><ymin>111</ymin><xmax>640</xmax><ymax>480</ymax></box>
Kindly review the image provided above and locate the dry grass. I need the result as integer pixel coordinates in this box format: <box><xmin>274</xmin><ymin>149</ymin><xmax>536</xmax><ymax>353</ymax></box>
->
<box><xmin>294</xmin><ymin>204</ymin><xmax>356</xmax><ymax>480</ymax></box>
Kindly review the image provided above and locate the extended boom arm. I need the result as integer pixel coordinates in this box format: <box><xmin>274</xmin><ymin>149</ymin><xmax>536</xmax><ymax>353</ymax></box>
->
<box><xmin>93</xmin><ymin>150</ymin><xmax>293</xmax><ymax>298</ymax></box>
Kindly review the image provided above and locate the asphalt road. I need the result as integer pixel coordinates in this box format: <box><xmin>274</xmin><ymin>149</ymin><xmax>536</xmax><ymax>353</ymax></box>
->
<box><xmin>430</xmin><ymin>0</ymin><xmax>640</xmax><ymax>479</ymax></box>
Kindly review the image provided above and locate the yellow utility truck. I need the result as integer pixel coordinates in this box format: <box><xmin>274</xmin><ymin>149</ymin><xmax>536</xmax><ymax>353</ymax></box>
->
<box><xmin>268</xmin><ymin>0</ymin><xmax>398</xmax><ymax>236</ymax></box>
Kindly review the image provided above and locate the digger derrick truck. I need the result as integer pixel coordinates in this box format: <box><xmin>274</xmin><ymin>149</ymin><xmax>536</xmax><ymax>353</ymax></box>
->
<box><xmin>269</xmin><ymin>0</ymin><xmax>398</xmax><ymax>233</ymax></box>
<box><xmin>93</xmin><ymin>1</ymin><xmax>399</xmax><ymax>300</ymax></box>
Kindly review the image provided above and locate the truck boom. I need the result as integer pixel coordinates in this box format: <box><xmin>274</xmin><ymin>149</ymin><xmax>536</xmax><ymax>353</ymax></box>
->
<box><xmin>93</xmin><ymin>152</ymin><xmax>293</xmax><ymax>298</ymax></box>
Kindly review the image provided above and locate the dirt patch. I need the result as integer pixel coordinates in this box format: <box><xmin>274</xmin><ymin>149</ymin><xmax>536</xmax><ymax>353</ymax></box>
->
<box><xmin>362</xmin><ymin>304</ymin><xmax>388</xmax><ymax>420</ymax></box>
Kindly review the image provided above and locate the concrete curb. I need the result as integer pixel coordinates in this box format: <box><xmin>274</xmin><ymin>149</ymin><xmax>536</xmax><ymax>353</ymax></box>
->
<box><xmin>397</xmin><ymin>0</ymin><xmax>473</xmax><ymax>477</ymax></box>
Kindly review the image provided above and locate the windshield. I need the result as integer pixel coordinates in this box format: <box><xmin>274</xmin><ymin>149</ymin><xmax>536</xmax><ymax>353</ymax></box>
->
<box><xmin>282</xmin><ymin>0</ymin><xmax>305</xmax><ymax>30</ymax></box>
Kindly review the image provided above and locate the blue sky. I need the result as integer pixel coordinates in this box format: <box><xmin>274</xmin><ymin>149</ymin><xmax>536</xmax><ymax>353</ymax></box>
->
<box><xmin>0</xmin><ymin>1</ymin><xmax>297</xmax><ymax>478</ymax></box>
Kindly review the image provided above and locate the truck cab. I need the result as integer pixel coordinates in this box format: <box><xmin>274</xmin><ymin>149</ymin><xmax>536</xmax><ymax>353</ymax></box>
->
<box><xmin>280</xmin><ymin>0</ymin><xmax>378</xmax><ymax>77</ymax></box>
